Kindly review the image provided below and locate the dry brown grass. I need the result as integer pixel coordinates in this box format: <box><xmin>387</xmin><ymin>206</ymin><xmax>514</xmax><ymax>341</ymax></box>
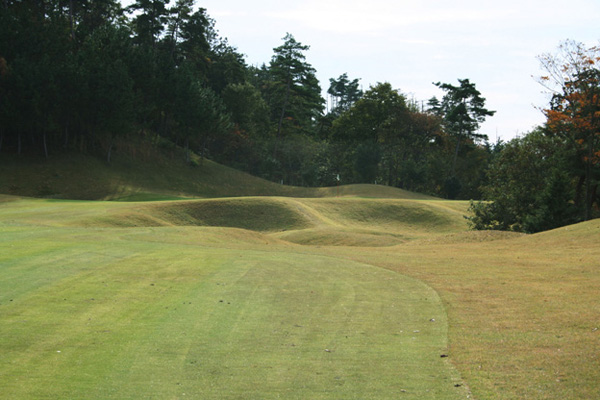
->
<box><xmin>315</xmin><ymin>220</ymin><xmax>600</xmax><ymax>399</ymax></box>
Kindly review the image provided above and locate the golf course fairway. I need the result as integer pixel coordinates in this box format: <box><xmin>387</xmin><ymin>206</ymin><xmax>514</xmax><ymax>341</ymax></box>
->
<box><xmin>1</xmin><ymin>193</ymin><xmax>599</xmax><ymax>399</ymax></box>
<box><xmin>0</xmin><ymin>196</ymin><xmax>467</xmax><ymax>399</ymax></box>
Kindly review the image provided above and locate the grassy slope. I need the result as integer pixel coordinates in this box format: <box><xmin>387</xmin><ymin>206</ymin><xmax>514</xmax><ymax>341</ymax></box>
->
<box><xmin>0</xmin><ymin>152</ymin><xmax>433</xmax><ymax>200</ymax></box>
<box><xmin>1</xmin><ymin>152</ymin><xmax>599</xmax><ymax>399</ymax></box>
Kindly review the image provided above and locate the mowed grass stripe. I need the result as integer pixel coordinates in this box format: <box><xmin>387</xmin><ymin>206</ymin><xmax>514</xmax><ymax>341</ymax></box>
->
<box><xmin>0</xmin><ymin>225</ymin><xmax>467</xmax><ymax>399</ymax></box>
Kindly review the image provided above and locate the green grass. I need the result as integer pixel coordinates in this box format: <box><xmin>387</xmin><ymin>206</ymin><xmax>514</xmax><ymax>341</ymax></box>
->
<box><xmin>0</xmin><ymin>152</ymin><xmax>434</xmax><ymax>201</ymax></box>
<box><xmin>0</xmin><ymin>210</ymin><xmax>468</xmax><ymax>399</ymax></box>
<box><xmin>1</xmin><ymin>152</ymin><xmax>599</xmax><ymax>399</ymax></box>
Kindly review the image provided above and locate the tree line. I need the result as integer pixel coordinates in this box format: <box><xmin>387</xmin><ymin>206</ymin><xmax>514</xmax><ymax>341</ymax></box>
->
<box><xmin>0</xmin><ymin>0</ymin><xmax>498</xmax><ymax>200</ymax></box>
<box><xmin>1</xmin><ymin>2</ymin><xmax>597</xmax><ymax>230</ymax></box>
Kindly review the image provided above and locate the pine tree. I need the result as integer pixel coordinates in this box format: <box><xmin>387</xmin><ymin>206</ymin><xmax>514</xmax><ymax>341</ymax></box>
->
<box><xmin>430</xmin><ymin>79</ymin><xmax>495</xmax><ymax>176</ymax></box>
<box><xmin>267</xmin><ymin>33</ymin><xmax>324</xmax><ymax>152</ymax></box>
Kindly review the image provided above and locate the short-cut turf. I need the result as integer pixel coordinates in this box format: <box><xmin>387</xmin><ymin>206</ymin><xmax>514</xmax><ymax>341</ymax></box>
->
<box><xmin>0</xmin><ymin>197</ymin><xmax>469</xmax><ymax>399</ymax></box>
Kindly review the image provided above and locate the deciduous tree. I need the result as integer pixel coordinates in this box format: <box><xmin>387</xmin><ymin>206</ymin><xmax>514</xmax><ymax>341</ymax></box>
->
<box><xmin>537</xmin><ymin>40</ymin><xmax>600</xmax><ymax>220</ymax></box>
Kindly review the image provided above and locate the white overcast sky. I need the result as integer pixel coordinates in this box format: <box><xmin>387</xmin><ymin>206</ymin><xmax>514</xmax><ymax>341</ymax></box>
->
<box><xmin>179</xmin><ymin>1</ymin><xmax>599</xmax><ymax>141</ymax></box>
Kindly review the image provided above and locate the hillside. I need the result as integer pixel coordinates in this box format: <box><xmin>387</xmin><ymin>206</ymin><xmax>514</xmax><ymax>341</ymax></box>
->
<box><xmin>0</xmin><ymin>152</ymin><xmax>436</xmax><ymax>201</ymax></box>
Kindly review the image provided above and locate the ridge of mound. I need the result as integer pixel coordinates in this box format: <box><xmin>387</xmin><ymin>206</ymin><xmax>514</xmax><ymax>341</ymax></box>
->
<box><xmin>311</xmin><ymin>184</ymin><xmax>438</xmax><ymax>200</ymax></box>
<box><xmin>274</xmin><ymin>227</ymin><xmax>408</xmax><ymax>247</ymax></box>
<box><xmin>408</xmin><ymin>230</ymin><xmax>526</xmax><ymax>245</ymax></box>
<box><xmin>520</xmin><ymin>218</ymin><xmax>600</xmax><ymax>248</ymax></box>
<box><xmin>304</xmin><ymin>198</ymin><xmax>467</xmax><ymax>233</ymax></box>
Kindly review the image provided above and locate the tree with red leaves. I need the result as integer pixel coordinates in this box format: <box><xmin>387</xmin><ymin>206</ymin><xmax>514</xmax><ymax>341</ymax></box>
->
<box><xmin>537</xmin><ymin>40</ymin><xmax>600</xmax><ymax>220</ymax></box>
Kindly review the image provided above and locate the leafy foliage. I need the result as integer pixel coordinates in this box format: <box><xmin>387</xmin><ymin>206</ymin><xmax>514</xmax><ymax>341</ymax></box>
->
<box><xmin>467</xmin><ymin>130</ymin><xmax>579</xmax><ymax>233</ymax></box>
<box><xmin>537</xmin><ymin>40</ymin><xmax>600</xmax><ymax>220</ymax></box>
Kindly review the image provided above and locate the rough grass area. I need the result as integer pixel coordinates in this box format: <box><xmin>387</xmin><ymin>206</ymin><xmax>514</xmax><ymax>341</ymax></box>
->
<box><xmin>327</xmin><ymin>220</ymin><xmax>600</xmax><ymax>400</ymax></box>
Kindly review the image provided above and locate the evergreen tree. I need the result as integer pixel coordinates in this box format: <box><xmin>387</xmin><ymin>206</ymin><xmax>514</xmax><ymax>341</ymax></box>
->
<box><xmin>217</xmin><ymin>82</ymin><xmax>270</xmax><ymax>172</ymax></box>
<box><xmin>127</xmin><ymin>0</ymin><xmax>171</xmax><ymax>48</ymax></box>
<box><xmin>178</xmin><ymin>7</ymin><xmax>212</xmax><ymax>73</ymax></box>
<box><xmin>467</xmin><ymin>129</ymin><xmax>578</xmax><ymax>233</ymax></box>
<box><xmin>327</xmin><ymin>73</ymin><xmax>362</xmax><ymax>116</ymax></box>
<box><xmin>78</xmin><ymin>24</ymin><xmax>135</xmax><ymax>161</ymax></box>
<box><xmin>206</xmin><ymin>39</ymin><xmax>247</xmax><ymax>94</ymax></box>
<box><xmin>267</xmin><ymin>33</ymin><xmax>324</xmax><ymax>148</ymax></box>
<box><xmin>331</xmin><ymin>83</ymin><xmax>434</xmax><ymax>186</ymax></box>
<box><xmin>430</xmin><ymin>79</ymin><xmax>495</xmax><ymax>177</ymax></box>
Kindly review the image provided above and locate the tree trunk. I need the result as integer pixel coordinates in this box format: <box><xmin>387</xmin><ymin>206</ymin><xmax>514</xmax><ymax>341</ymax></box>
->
<box><xmin>184</xmin><ymin>137</ymin><xmax>190</xmax><ymax>163</ymax></box>
<box><xmin>575</xmin><ymin>174</ymin><xmax>585</xmax><ymax>209</ymax></box>
<box><xmin>107</xmin><ymin>138</ymin><xmax>114</xmax><ymax>164</ymax></box>
<box><xmin>63</xmin><ymin>122</ymin><xmax>69</xmax><ymax>148</ymax></box>
<box><xmin>200</xmin><ymin>135</ymin><xmax>207</xmax><ymax>165</ymax></box>
<box><xmin>69</xmin><ymin>0</ymin><xmax>75</xmax><ymax>41</ymax></box>
<box><xmin>592</xmin><ymin>183</ymin><xmax>599</xmax><ymax>213</ymax></box>
<box><xmin>451</xmin><ymin>136</ymin><xmax>461</xmax><ymax>177</ymax></box>
<box><xmin>42</xmin><ymin>130</ymin><xmax>48</xmax><ymax>159</ymax></box>
<box><xmin>160</xmin><ymin>113</ymin><xmax>169</xmax><ymax>138</ymax></box>
<box><xmin>584</xmin><ymin>142</ymin><xmax>593</xmax><ymax>220</ymax></box>
<box><xmin>387</xmin><ymin>157</ymin><xmax>394</xmax><ymax>187</ymax></box>
<box><xmin>274</xmin><ymin>75</ymin><xmax>291</xmax><ymax>158</ymax></box>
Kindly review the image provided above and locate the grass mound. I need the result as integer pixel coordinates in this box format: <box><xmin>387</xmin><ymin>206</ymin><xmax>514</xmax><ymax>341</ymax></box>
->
<box><xmin>0</xmin><ymin>195</ymin><xmax>469</xmax><ymax>245</ymax></box>
<box><xmin>311</xmin><ymin>184</ymin><xmax>437</xmax><ymax>200</ymax></box>
<box><xmin>0</xmin><ymin>153</ymin><xmax>437</xmax><ymax>201</ymax></box>
<box><xmin>271</xmin><ymin>198</ymin><xmax>469</xmax><ymax>246</ymax></box>
<box><xmin>304</xmin><ymin>199</ymin><xmax>467</xmax><ymax>233</ymax></box>
<box><xmin>409</xmin><ymin>230</ymin><xmax>525</xmax><ymax>245</ymax></box>
<box><xmin>519</xmin><ymin>217</ymin><xmax>600</xmax><ymax>247</ymax></box>
<box><xmin>148</xmin><ymin>198</ymin><xmax>313</xmax><ymax>232</ymax></box>
<box><xmin>8</xmin><ymin>197</ymin><xmax>313</xmax><ymax>233</ymax></box>
<box><xmin>0</xmin><ymin>153</ymin><xmax>292</xmax><ymax>200</ymax></box>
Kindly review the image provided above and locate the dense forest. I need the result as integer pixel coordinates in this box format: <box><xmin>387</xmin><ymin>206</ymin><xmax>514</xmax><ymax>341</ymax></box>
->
<box><xmin>1</xmin><ymin>1</ymin><xmax>598</xmax><ymax>231</ymax></box>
